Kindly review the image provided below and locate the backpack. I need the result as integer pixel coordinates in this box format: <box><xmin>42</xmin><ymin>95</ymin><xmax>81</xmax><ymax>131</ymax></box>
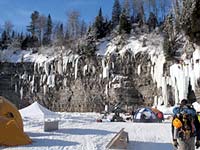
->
<box><xmin>172</xmin><ymin>105</ymin><xmax>196</xmax><ymax>140</ymax></box>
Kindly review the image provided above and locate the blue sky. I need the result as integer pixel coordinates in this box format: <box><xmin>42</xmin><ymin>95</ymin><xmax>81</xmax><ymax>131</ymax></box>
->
<box><xmin>0</xmin><ymin>0</ymin><xmax>116</xmax><ymax>32</ymax></box>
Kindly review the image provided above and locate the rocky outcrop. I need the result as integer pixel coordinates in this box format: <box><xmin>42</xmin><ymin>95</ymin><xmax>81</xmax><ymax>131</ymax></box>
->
<box><xmin>0</xmin><ymin>50</ymin><xmax>152</xmax><ymax>112</ymax></box>
<box><xmin>3</xmin><ymin>32</ymin><xmax>200</xmax><ymax>112</ymax></box>
<box><xmin>181</xmin><ymin>0</ymin><xmax>200</xmax><ymax>44</ymax></box>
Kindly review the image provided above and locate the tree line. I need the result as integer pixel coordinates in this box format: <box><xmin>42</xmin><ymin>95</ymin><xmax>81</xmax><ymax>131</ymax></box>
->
<box><xmin>0</xmin><ymin>0</ymin><xmax>172</xmax><ymax>54</ymax></box>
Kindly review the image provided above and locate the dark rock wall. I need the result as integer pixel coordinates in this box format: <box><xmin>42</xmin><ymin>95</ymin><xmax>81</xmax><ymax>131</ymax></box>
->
<box><xmin>0</xmin><ymin>52</ymin><xmax>157</xmax><ymax>112</ymax></box>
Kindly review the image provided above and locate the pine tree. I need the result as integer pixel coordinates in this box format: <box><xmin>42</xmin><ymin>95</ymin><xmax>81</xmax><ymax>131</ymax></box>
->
<box><xmin>27</xmin><ymin>11</ymin><xmax>39</xmax><ymax>37</ymax></box>
<box><xmin>112</xmin><ymin>0</ymin><xmax>121</xmax><ymax>28</ymax></box>
<box><xmin>93</xmin><ymin>8</ymin><xmax>106</xmax><ymax>39</ymax></box>
<box><xmin>1</xmin><ymin>30</ymin><xmax>9</xmax><ymax>49</ymax></box>
<box><xmin>55</xmin><ymin>23</ymin><xmax>64</xmax><ymax>46</ymax></box>
<box><xmin>80</xmin><ymin>20</ymin><xmax>87</xmax><ymax>37</ymax></box>
<box><xmin>163</xmin><ymin>33</ymin><xmax>174</xmax><ymax>60</ymax></box>
<box><xmin>123</xmin><ymin>0</ymin><xmax>131</xmax><ymax>17</ymax></box>
<box><xmin>180</xmin><ymin>0</ymin><xmax>200</xmax><ymax>42</ymax></box>
<box><xmin>43</xmin><ymin>14</ymin><xmax>52</xmax><ymax>46</ymax></box>
<box><xmin>79</xmin><ymin>34</ymin><xmax>97</xmax><ymax>57</ymax></box>
<box><xmin>135</xmin><ymin>5</ymin><xmax>145</xmax><ymax>27</ymax></box>
<box><xmin>147</xmin><ymin>12</ymin><xmax>158</xmax><ymax>32</ymax></box>
<box><xmin>119</xmin><ymin>8</ymin><xmax>132</xmax><ymax>34</ymax></box>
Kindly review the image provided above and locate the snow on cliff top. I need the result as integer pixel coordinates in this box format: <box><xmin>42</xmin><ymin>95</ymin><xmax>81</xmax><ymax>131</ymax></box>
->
<box><xmin>0</xmin><ymin>33</ymin><xmax>163</xmax><ymax>63</ymax></box>
<box><xmin>97</xmin><ymin>33</ymin><xmax>163</xmax><ymax>57</ymax></box>
<box><xmin>0</xmin><ymin>49</ymin><xmax>48</xmax><ymax>63</ymax></box>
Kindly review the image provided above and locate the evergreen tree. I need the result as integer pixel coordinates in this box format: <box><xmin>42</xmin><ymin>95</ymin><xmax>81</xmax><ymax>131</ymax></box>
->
<box><xmin>55</xmin><ymin>23</ymin><xmax>64</xmax><ymax>46</ymax></box>
<box><xmin>163</xmin><ymin>33</ymin><xmax>174</xmax><ymax>60</ymax></box>
<box><xmin>11</xmin><ymin>31</ymin><xmax>15</xmax><ymax>39</ymax></box>
<box><xmin>123</xmin><ymin>0</ymin><xmax>131</xmax><ymax>17</ymax></box>
<box><xmin>26</xmin><ymin>11</ymin><xmax>40</xmax><ymax>47</ymax></box>
<box><xmin>1</xmin><ymin>30</ymin><xmax>9</xmax><ymax>49</ymax></box>
<box><xmin>135</xmin><ymin>5</ymin><xmax>145</xmax><ymax>27</ymax></box>
<box><xmin>43</xmin><ymin>14</ymin><xmax>52</xmax><ymax>45</ymax></box>
<box><xmin>180</xmin><ymin>0</ymin><xmax>200</xmax><ymax>42</ymax></box>
<box><xmin>93</xmin><ymin>8</ymin><xmax>106</xmax><ymax>39</ymax></box>
<box><xmin>112</xmin><ymin>0</ymin><xmax>121</xmax><ymax>28</ymax></box>
<box><xmin>147</xmin><ymin>12</ymin><xmax>158</xmax><ymax>32</ymax></box>
<box><xmin>79</xmin><ymin>34</ymin><xmax>97</xmax><ymax>57</ymax></box>
<box><xmin>27</xmin><ymin>11</ymin><xmax>40</xmax><ymax>37</ymax></box>
<box><xmin>21</xmin><ymin>35</ymin><xmax>30</xmax><ymax>50</ymax></box>
<box><xmin>119</xmin><ymin>8</ymin><xmax>132</xmax><ymax>34</ymax></box>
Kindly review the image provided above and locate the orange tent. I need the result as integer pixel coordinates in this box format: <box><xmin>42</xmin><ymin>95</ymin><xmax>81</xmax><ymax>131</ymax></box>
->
<box><xmin>0</xmin><ymin>96</ymin><xmax>32</xmax><ymax>146</ymax></box>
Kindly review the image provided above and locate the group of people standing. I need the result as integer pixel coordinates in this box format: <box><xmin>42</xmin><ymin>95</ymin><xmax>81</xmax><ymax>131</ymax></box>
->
<box><xmin>172</xmin><ymin>99</ymin><xmax>200</xmax><ymax>150</ymax></box>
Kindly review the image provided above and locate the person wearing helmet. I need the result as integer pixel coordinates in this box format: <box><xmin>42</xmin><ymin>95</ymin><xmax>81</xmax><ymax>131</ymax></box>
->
<box><xmin>172</xmin><ymin>99</ymin><xmax>200</xmax><ymax>150</ymax></box>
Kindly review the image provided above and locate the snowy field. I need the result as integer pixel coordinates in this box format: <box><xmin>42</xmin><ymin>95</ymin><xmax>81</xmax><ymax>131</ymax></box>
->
<box><xmin>1</xmin><ymin>112</ymin><xmax>176</xmax><ymax>150</ymax></box>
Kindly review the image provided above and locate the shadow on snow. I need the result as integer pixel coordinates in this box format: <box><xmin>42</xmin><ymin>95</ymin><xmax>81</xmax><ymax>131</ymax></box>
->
<box><xmin>128</xmin><ymin>141</ymin><xmax>174</xmax><ymax>150</ymax></box>
<box><xmin>55</xmin><ymin>128</ymin><xmax>115</xmax><ymax>135</ymax></box>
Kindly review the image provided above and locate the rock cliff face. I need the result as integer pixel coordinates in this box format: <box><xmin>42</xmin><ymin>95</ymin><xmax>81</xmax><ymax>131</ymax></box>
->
<box><xmin>0</xmin><ymin>49</ymin><xmax>153</xmax><ymax>112</ymax></box>
<box><xmin>1</xmin><ymin>32</ymin><xmax>200</xmax><ymax>112</ymax></box>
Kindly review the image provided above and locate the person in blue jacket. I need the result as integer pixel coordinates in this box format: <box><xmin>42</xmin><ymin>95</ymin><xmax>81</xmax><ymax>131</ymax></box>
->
<box><xmin>172</xmin><ymin>99</ymin><xmax>200</xmax><ymax>150</ymax></box>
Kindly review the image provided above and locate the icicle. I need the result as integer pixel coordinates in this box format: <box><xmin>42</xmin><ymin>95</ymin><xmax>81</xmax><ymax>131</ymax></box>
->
<box><xmin>152</xmin><ymin>54</ymin><xmax>165</xmax><ymax>88</ymax></box>
<box><xmin>30</xmin><ymin>75</ymin><xmax>35</xmax><ymax>93</ymax></box>
<box><xmin>154</xmin><ymin>95</ymin><xmax>158</xmax><ymax>106</ymax></box>
<box><xmin>161</xmin><ymin>77</ymin><xmax>168</xmax><ymax>106</ymax></box>
<box><xmin>57</xmin><ymin>59</ymin><xmax>63</xmax><ymax>75</ymax></box>
<box><xmin>83</xmin><ymin>65</ymin><xmax>88</xmax><ymax>76</ymax></box>
<box><xmin>63</xmin><ymin>78</ymin><xmax>67</xmax><ymax>87</ymax></box>
<box><xmin>15</xmin><ymin>84</ymin><xmax>17</xmax><ymax>93</ymax></box>
<box><xmin>47</xmin><ymin>75</ymin><xmax>51</xmax><ymax>86</ymax></box>
<box><xmin>51</xmin><ymin>74</ymin><xmax>55</xmax><ymax>87</ymax></box>
<box><xmin>74</xmin><ymin>56</ymin><xmax>81</xmax><ymax>79</ymax></box>
<box><xmin>105</xmin><ymin>84</ymin><xmax>109</xmax><ymax>96</ymax></box>
<box><xmin>112</xmin><ymin>62</ymin><xmax>114</xmax><ymax>69</ymax></box>
<box><xmin>138</xmin><ymin>64</ymin><xmax>141</xmax><ymax>75</ymax></box>
<box><xmin>43</xmin><ymin>85</ymin><xmax>47</xmax><ymax>95</ymax></box>
<box><xmin>28</xmin><ymin>75</ymin><xmax>32</xmax><ymax>82</ymax></box>
<box><xmin>42</xmin><ymin>74</ymin><xmax>47</xmax><ymax>84</ymax></box>
<box><xmin>20</xmin><ymin>87</ymin><xmax>23</xmax><ymax>100</ymax></box>
<box><xmin>50</xmin><ymin>64</ymin><xmax>54</xmax><ymax>74</ymax></box>
<box><xmin>44</xmin><ymin>62</ymin><xmax>49</xmax><ymax>75</ymax></box>
<box><xmin>63</xmin><ymin>56</ymin><xmax>68</xmax><ymax>73</ymax></box>
<box><xmin>21</xmin><ymin>72</ymin><xmax>28</xmax><ymax>80</ymax></box>
<box><xmin>157</xmin><ymin>96</ymin><xmax>163</xmax><ymax>106</ymax></box>
<box><xmin>92</xmin><ymin>66</ymin><xmax>96</xmax><ymax>74</ymax></box>
<box><xmin>34</xmin><ymin>62</ymin><xmax>37</xmax><ymax>73</ymax></box>
<box><xmin>39</xmin><ymin>75</ymin><xmax>43</xmax><ymax>86</ymax></box>
<box><xmin>103</xmin><ymin>65</ymin><xmax>109</xmax><ymax>78</ymax></box>
<box><xmin>99</xmin><ymin>73</ymin><xmax>102</xmax><ymax>79</ymax></box>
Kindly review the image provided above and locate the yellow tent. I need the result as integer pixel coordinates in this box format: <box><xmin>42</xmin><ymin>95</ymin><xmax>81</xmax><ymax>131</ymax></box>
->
<box><xmin>0</xmin><ymin>96</ymin><xmax>32</xmax><ymax>146</ymax></box>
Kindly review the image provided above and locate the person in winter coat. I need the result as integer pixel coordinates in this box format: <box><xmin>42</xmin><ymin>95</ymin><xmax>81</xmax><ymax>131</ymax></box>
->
<box><xmin>172</xmin><ymin>99</ymin><xmax>200</xmax><ymax>150</ymax></box>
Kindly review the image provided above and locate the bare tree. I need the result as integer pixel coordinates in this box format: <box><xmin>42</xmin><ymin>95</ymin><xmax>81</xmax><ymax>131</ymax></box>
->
<box><xmin>4</xmin><ymin>20</ymin><xmax>14</xmax><ymax>37</ymax></box>
<box><xmin>66</xmin><ymin>10</ymin><xmax>81</xmax><ymax>39</ymax></box>
<box><xmin>123</xmin><ymin>0</ymin><xmax>131</xmax><ymax>17</ymax></box>
<box><xmin>37</xmin><ymin>15</ymin><xmax>47</xmax><ymax>46</ymax></box>
<box><xmin>160</xmin><ymin>0</ymin><xmax>167</xmax><ymax>21</ymax></box>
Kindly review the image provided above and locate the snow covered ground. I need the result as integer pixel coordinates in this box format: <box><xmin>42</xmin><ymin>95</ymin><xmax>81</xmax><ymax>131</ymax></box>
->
<box><xmin>1</xmin><ymin>112</ymin><xmax>175</xmax><ymax>150</ymax></box>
